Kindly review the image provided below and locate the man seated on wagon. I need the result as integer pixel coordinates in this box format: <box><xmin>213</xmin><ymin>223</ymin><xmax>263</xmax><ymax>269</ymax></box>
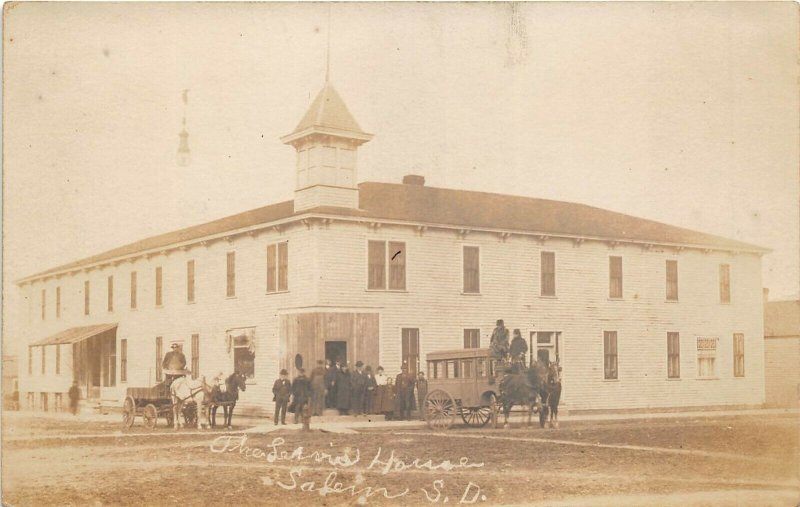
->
<box><xmin>509</xmin><ymin>329</ymin><xmax>528</xmax><ymax>367</ymax></box>
<box><xmin>162</xmin><ymin>343</ymin><xmax>190</xmax><ymax>387</ymax></box>
<box><xmin>490</xmin><ymin>319</ymin><xmax>510</xmax><ymax>361</ymax></box>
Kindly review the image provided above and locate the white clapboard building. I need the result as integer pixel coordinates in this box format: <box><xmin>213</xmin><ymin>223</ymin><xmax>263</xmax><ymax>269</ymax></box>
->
<box><xmin>16</xmin><ymin>80</ymin><xmax>768</xmax><ymax>416</ymax></box>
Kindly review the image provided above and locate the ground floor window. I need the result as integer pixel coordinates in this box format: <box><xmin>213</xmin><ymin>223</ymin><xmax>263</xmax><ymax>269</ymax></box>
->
<box><xmin>733</xmin><ymin>333</ymin><xmax>745</xmax><ymax>377</ymax></box>
<box><xmin>667</xmin><ymin>332</ymin><xmax>680</xmax><ymax>379</ymax></box>
<box><xmin>155</xmin><ymin>336</ymin><xmax>163</xmax><ymax>382</ymax></box>
<box><xmin>191</xmin><ymin>334</ymin><xmax>200</xmax><ymax>379</ymax></box>
<box><xmin>463</xmin><ymin>329</ymin><xmax>480</xmax><ymax>348</ymax></box>
<box><xmin>228</xmin><ymin>327</ymin><xmax>255</xmax><ymax>379</ymax></box>
<box><xmin>697</xmin><ymin>337</ymin><xmax>718</xmax><ymax>378</ymax></box>
<box><xmin>120</xmin><ymin>339</ymin><xmax>127</xmax><ymax>383</ymax></box>
<box><xmin>603</xmin><ymin>331</ymin><xmax>618</xmax><ymax>380</ymax></box>
<box><xmin>402</xmin><ymin>328</ymin><xmax>420</xmax><ymax>375</ymax></box>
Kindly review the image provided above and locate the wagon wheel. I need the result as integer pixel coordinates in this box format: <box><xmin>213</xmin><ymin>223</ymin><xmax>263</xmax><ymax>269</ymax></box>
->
<box><xmin>424</xmin><ymin>389</ymin><xmax>456</xmax><ymax>430</ymax></box>
<box><xmin>121</xmin><ymin>396</ymin><xmax>136</xmax><ymax>429</ymax></box>
<box><xmin>460</xmin><ymin>398</ymin><xmax>493</xmax><ymax>428</ymax></box>
<box><xmin>143</xmin><ymin>404</ymin><xmax>158</xmax><ymax>430</ymax></box>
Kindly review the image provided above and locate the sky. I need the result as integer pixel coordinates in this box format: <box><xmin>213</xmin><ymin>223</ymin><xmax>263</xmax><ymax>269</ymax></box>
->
<box><xmin>3</xmin><ymin>2</ymin><xmax>799</xmax><ymax>354</ymax></box>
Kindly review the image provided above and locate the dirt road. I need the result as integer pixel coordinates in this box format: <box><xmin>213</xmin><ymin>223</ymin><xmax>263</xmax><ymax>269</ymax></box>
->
<box><xmin>2</xmin><ymin>413</ymin><xmax>798</xmax><ymax>506</ymax></box>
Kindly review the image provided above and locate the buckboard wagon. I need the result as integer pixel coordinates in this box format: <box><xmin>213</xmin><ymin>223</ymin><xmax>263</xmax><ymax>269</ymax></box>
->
<box><xmin>423</xmin><ymin>348</ymin><xmax>501</xmax><ymax>430</ymax></box>
<box><xmin>121</xmin><ymin>381</ymin><xmax>197</xmax><ymax>429</ymax></box>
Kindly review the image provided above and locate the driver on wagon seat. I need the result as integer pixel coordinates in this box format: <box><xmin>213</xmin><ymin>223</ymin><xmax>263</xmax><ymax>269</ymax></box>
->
<box><xmin>163</xmin><ymin>343</ymin><xmax>189</xmax><ymax>386</ymax></box>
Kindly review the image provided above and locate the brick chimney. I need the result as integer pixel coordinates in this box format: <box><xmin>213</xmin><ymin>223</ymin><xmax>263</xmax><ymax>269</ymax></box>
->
<box><xmin>402</xmin><ymin>174</ymin><xmax>425</xmax><ymax>186</ymax></box>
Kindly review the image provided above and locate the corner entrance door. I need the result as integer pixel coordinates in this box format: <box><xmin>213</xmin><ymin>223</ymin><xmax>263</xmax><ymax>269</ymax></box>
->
<box><xmin>325</xmin><ymin>341</ymin><xmax>347</xmax><ymax>366</ymax></box>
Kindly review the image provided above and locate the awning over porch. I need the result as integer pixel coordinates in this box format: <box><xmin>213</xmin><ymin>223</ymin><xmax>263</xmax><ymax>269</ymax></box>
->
<box><xmin>30</xmin><ymin>323</ymin><xmax>118</xmax><ymax>347</ymax></box>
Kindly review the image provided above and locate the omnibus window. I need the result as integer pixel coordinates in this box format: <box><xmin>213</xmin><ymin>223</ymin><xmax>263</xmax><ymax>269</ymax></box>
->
<box><xmin>476</xmin><ymin>358</ymin><xmax>486</xmax><ymax>378</ymax></box>
<box><xmin>446</xmin><ymin>360</ymin><xmax>460</xmax><ymax>379</ymax></box>
<box><xmin>461</xmin><ymin>359</ymin><xmax>473</xmax><ymax>378</ymax></box>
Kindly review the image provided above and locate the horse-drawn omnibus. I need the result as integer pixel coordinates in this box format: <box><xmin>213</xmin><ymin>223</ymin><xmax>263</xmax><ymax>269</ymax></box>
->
<box><xmin>423</xmin><ymin>347</ymin><xmax>558</xmax><ymax>430</ymax></box>
<box><xmin>423</xmin><ymin>348</ymin><xmax>502</xmax><ymax>430</ymax></box>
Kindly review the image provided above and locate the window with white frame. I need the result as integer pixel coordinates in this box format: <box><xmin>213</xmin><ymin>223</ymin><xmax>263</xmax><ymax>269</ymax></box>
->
<box><xmin>696</xmin><ymin>337</ymin><xmax>718</xmax><ymax>378</ymax></box>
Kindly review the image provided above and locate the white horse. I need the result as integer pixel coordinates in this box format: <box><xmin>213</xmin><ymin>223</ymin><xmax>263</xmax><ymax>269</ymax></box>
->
<box><xmin>169</xmin><ymin>375</ymin><xmax>210</xmax><ymax>430</ymax></box>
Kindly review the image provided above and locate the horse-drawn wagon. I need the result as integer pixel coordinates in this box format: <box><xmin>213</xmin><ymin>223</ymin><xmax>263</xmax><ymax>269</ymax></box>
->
<box><xmin>423</xmin><ymin>347</ymin><xmax>560</xmax><ymax>430</ymax></box>
<box><xmin>422</xmin><ymin>348</ymin><xmax>501</xmax><ymax>430</ymax></box>
<box><xmin>121</xmin><ymin>381</ymin><xmax>197</xmax><ymax>430</ymax></box>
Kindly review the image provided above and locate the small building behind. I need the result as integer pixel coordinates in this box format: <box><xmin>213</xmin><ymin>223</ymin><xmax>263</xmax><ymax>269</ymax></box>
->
<box><xmin>764</xmin><ymin>297</ymin><xmax>800</xmax><ymax>407</ymax></box>
<box><xmin>3</xmin><ymin>355</ymin><xmax>19</xmax><ymax>410</ymax></box>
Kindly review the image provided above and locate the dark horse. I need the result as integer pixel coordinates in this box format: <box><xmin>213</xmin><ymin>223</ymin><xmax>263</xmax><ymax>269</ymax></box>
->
<box><xmin>496</xmin><ymin>364</ymin><xmax>545</xmax><ymax>428</ymax></box>
<box><xmin>209</xmin><ymin>372</ymin><xmax>247</xmax><ymax>429</ymax></box>
<box><xmin>540</xmin><ymin>364</ymin><xmax>562</xmax><ymax>428</ymax></box>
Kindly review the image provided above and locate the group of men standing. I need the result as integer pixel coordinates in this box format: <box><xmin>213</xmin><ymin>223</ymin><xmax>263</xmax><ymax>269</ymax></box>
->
<box><xmin>271</xmin><ymin>359</ymin><xmax>428</xmax><ymax>424</ymax></box>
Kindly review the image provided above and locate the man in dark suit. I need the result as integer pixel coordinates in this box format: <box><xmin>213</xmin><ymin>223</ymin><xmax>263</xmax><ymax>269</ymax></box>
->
<box><xmin>310</xmin><ymin>360</ymin><xmax>326</xmax><ymax>416</ymax></box>
<box><xmin>291</xmin><ymin>368</ymin><xmax>311</xmax><ymax>424</ymax></box>
<box><xmin>350</xmin><ymin>361</ymin><xmax>367</xmax><ymax>415</ymax></box>
<box><xmin>324</xmin><ymin>359</ymin><xmax>338</xmax><ymax>409</ymax></box>
<box><xmin>394</xmin><ymin>366</ymin><xmax>415</xmax><ymax>420</ymax></box>
<box><xmin>272</xmin><ymin>369</ymin><xmax>291</xmax><ymax>425</ymax></box>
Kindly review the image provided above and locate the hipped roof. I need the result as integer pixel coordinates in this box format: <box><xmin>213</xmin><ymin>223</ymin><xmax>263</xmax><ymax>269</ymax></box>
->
<box><xmin>19</xmin><ymin>182</ymin><xmax>767</xmax><ymax>283</ymax></box>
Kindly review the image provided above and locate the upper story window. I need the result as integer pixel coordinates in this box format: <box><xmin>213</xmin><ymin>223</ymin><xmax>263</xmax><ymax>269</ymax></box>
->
<box><xmin>541</xmin><ymin>251</ymin><xmax>556</xmax><ymax>297</ymax></box>
<box><xmin>267</xmin><ymin>241</ymin><xmax>289</xmax><ymax>293</ymax></box>
<box><xmin>368</xmin><ymin>240</ymin><xmax>406</xmax><ymax>291</ymax></box>
<box><xmin>226</xmin><ymin>252</ymin><xmax>236</xmax><ymax>298</ymax></box>
<box><xmin>609</xmin><ymin>256</ymin><xmax>623</xmax><ymax>299</ymax></box>
<box><xmin>84</xmin><ymin>280</ymin><xmax>91</xmax><ymax>315</ymax></box>
<box><xmin>462</xmin><ymin>246</ymin><xmax>480</xmax><ymax>294</ymax></box>
<box><xmin>107</xmin><ymin>276</ymin><xmax>114</xmax><ymax>312</ymax></box>
<box><xmin>130</xmin><ymin>271</ymin><xmax>137</xmax><ymax>309</ymax></box>
<box><xmin>666</xmin><ymin>260</ymin><xmax>678</xmax><ymax>301</ymax></box>
<box><xmin>719</xmin><ymin>264</ymin><xmax>731</xmax><ymax>304</ymax></box>
<box><xmin>187</xmin><ymin>260</ymin><xmax>196</xmax><ymax>303</ymax></box>
<box><xmin>155</xmin><ymin>267</ymin><xmax>163</xmax><ymax>307</ymax></box>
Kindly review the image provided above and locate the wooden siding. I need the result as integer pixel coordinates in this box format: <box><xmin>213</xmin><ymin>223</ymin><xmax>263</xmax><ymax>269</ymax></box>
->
<box><xmin>17</xmin><ymin>216</ymin><xmax>766</xmax><ymax>414</ymax></box>
<box><xmin>315</xmin><ymin>221</ymin><xmax>765</xmax><ymax>411</ymax></box>
<box><xmin>294</xmin><ymin>186</ymin><xmax>358</xmax><ymax>211</ymax></box>
<box><xmin>279</xmin><ymin>312</ymin><xmax>379</xmax><ymax>376</ymax></box>
<box><xmin>18</xmin><ymin>223</ymin><xmax>316</xmax><ymax>415</ymax></box>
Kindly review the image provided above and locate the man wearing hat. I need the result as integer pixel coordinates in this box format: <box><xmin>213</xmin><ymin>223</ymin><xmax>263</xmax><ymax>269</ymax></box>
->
<box><xmin>394</xmin><ymin>364</ymin><xmax>415</xmax><ymax>420</ymax></box>
<box><xmin>350</xmin><ymin>361</ymin><xmax>367</xmax><ymax>415</ymax></box>
<box><xmin>415</xmin><ymin>372</ymin><xmax>428</xmax><ymax>421</ymax></box>
<box><xmin>291</xmin><ymin>368</ymin><xmax>312</xmax><ymax>424</ymax></box>
<box><xmin>162</xmin><ymin>343</ymin><xmax>188</xmax><ymax>386</ymax></box>
<box><xmin>272</xmin><ymin>369</ymin><xmax>291</xmax><ymax>425</ymax></box>
<box><xmin>509</xmin><ymin>329</ymin><xmax>528</xmax><ymax>367</ymax></box>
<box><xmin>309</xmin><ymin>360</ymin><xmax>326</xmax><ymax>416</ymax></box>
<box><xmin>490</xmin><ymin>319</ymin><xmax>510</xmax><ymax>361</ymax></box>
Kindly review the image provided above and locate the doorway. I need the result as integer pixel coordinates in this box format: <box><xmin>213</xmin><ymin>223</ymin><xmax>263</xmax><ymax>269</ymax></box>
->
<box><xmin>530</xmin><ymin>331</ymin><xmax>560</xmax><ymax>366</ymax></box>
<box><xmin>325</xmin><ymin>341</ymin><xmax>347</xmax><ymax>365</ymax></box>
